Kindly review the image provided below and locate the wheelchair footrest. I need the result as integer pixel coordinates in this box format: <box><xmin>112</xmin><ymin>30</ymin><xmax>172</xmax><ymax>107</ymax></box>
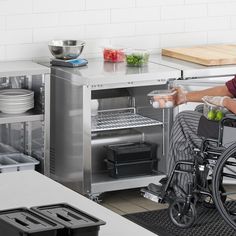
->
<box><xmin>142</xmin><ymin>189</ymin><xmax>162</xmax><ymax>203</ymax></box>
<box><xmin>141</xmin><ymin>183</ymin><xmax>164</xmax><ymax>203</ymax></box>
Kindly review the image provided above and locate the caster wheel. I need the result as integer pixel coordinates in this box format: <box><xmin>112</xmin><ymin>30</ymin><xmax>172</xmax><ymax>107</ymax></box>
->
<box><xmin>169</xmin><ymin>199</ymin><xmax>196</xmax><ymax>228</ymax></box>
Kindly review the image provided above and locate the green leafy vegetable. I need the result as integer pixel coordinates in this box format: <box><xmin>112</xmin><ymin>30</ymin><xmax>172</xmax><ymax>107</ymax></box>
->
<box><xmin>125</xmin><ymin>52</ymin><xmax>149</xmax><ymax>67</ymax></box>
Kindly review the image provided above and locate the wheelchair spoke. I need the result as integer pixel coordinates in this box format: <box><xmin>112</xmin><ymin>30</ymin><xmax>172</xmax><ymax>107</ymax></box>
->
<box><xmin>175</xmin><ymin>202</ymin><xmax>181</xmax><ymax>212</ymax></box>
<box><xmin>172</xmin><ymin>206</ymin><xmax>179</xmax><ymax>215</ymax></box>
<box><xmin>225</xmin><ymin>165</ymin><xmax>236</xmax><ymax>174</ymax></box>
<box><xmin>183</xmin><ymin>215</ymin><xmax>190</xmax><ymax>224</ymax></box>
<box><xmin>222</xmin><ymin>172</ymin><xmax>236</xmax><ymax>179</ymax></box>
<box><xmin>229</xmin><ymin>211</ymin><xmax>236</xmax><ymax>217</ymax></box>
<box><xmin>222</xmin><ymin>191</ymin><xmax>236</xmax><ymax>196</ymax></box>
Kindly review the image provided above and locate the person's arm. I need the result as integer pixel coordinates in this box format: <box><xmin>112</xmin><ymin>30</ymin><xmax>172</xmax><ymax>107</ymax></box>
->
<box><xmin>175</xmin><ymin>85</ymin><xmax>234</xmax><ymax>105</ymax></box>
<box><xmin>175</xmin><ymin>76</ymin><xmax>236</xmax><ymax>105</ymax></box>
<box><xmin>223</xmin><ymin>97</ymin><xmax>236</xmax><ymax>114</ymax></box>
<box><xmin>186</xmin><ymin>85</ymin><xmax>234</xmax><ymax>102</ymax></box>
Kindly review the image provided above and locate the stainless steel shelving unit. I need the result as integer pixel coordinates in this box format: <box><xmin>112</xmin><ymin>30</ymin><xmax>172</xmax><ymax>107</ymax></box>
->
<box><xmin>0</xmin><ymin>61</ymin><xmax>50</xmax><ymax>176</ymax></box>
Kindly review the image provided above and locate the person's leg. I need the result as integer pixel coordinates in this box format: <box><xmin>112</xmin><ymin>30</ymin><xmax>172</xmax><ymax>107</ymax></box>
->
<box><xmin>167</xmin><ymin>110</ymin><xmax>204</xmax><ymax>196</ymax></box>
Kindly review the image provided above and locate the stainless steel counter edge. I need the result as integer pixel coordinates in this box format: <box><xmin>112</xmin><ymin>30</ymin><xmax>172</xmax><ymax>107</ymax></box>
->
<box><xmin>0</xmin><ymin>61</ymin><xmax>50</xmax><ymax>77</ymax></box>
<box><xmin>150</xmin><ymin>54</ymin><xmax>236</xmax><ymax>78</ymax></box>
<box><xmin>50</xmin><ymin>58</ymin><xmax>181</xmax><ymax>89</ymax></box>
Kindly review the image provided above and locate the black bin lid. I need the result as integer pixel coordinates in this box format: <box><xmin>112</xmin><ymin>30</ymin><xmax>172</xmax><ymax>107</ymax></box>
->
<box><xmin>31</xmin><ymin>203</ymin><xmax>106</xmax><ymax>229</ymax></box>
<box><xmin>106</xmin><ymin>142</ymin><xmax>156</xmax><ymax>154</ymax></box>
<box><xmin>0</xmin><ymin>207</ymin><xmax>63</xmax><ymax>234</ymax></box>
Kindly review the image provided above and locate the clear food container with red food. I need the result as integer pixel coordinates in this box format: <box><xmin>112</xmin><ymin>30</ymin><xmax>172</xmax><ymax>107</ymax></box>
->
<box><xmin>148</xmin><ymin>90</ymin><xmax>177</xmax><ymax>108</ymax></box>
<box><xmin>103</xmin><ymin>46</ymin><xmax>125</xmax><ymax>63</ymax></box>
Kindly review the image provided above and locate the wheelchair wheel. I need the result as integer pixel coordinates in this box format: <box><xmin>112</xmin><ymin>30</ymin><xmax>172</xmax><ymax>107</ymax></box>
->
<box><xmin>212</xmin><ymin>142</ymin><xmax>236</xmax><ymax>231</ymax></box>
<box><xmin>169</xmin><ymin>198</ymin><xmax>196</xmax><ymax>228</ymax></box>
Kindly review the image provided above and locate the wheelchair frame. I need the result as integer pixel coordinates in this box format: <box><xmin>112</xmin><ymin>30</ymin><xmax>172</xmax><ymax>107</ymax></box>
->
<box><xmin>143</xmin><ymin>115</ymin><xmax>236</xmax><ymax>230</ymax></box>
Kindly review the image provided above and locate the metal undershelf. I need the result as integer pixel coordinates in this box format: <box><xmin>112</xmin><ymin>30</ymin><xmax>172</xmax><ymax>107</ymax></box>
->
<box><xmin>91</xmin><ymin>108</ymin><xmax>163</xmax><ymax>132</ymax></box>
<box><xmin>0</xmin><ymin>110</ymin><xmax>44</xmax><ymax>124</ymax></box>
<box><xmin>91</xmin><ymin>173</ymin><xmax>164</xmax><ymax>194</ymax></box>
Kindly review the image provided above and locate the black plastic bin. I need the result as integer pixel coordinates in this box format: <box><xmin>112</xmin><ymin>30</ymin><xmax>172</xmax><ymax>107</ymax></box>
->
<box><xmin>105</xmin><ymin>142</ymin><xmax>157</xmax><ymax>163</ymax></box>
<box><xmin>31</xmin><ymin>203</ymin><xmax>106</xmax><ymax>236</ymax></box>
<box><xmin>0</xmin><ymin>207</ymin><xmax>63</xmax><ymax>236</ymax></box>
<box><xmin>105</xmin><ymin>159</ymin><xmax>156</xmax><ymax>178</ymax></box>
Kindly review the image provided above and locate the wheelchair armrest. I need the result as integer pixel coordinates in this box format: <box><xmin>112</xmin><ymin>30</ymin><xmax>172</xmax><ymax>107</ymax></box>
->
<box><xmin>201</xmin><ymin>138</ymin><xmax>219</xmax><ymax>153</ymax></box>
<box><xmin>220</xmin><ymin>114</ymin><xmax>236</xmax><ymax>125</ymax></box>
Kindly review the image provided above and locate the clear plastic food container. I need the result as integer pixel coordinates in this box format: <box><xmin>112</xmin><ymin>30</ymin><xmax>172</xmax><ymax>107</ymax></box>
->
<box><xmin>203</xmin><ymin>102</ymin><xmax>226</xmax><ymax>121</ymax></box>
<box><xmin>148</xmin><ymin>90</ymin><xmax>177</xmax><ymax>108</ymax></box>
<box><xmin>125</xmin><ymin>49</ymin><xmax>150</xmax><ymax>67</ymax></box>
<box><xmin>103</xmin><ymin>46</ymin><xmax>125</xmax><ymax>62</ymax></box>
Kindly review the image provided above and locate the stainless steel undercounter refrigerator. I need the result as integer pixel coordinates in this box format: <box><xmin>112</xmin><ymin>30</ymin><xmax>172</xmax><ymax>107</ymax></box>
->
<box><xmin>50</xmin><ymin>58</ymin><xmax>181</xmax><ymax>199</ymax></box>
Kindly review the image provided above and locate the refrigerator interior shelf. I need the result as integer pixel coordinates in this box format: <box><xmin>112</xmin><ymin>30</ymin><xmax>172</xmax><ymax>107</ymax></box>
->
<box><xmin>91</xmin><ymin>108</ymin><xmax>163</xmax><ymax>132</ymax></box>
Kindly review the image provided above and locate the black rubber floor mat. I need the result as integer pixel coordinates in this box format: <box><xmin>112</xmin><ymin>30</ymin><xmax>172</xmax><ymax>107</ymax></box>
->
<box><xmin>124</xmin><ymin>203</ymin><xmax>236</xmax><ymax>236</ymax></box>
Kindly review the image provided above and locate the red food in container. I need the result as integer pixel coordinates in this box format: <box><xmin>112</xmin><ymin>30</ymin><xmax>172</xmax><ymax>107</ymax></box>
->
<box><xmin>103</xmin><ymin>47</ymin><xmax>125</xmax><ymax>62</ymax></box>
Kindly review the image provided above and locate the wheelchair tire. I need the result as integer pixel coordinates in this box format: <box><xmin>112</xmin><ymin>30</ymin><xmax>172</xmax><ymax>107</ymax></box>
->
<box><xmin>169</xmin><ymin>198</ymin><xmax>196</xmax><ymax>228</ymax></box>
<box><xmin>212</xmin><ymin>142</ymin><xmax>236</xmax><ymax>231</ymax></box>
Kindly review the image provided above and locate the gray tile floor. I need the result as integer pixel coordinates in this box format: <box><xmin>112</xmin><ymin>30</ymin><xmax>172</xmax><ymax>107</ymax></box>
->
<box><xmin>100</xmin><ymin>188</ymin><xmax>168</xmax><ymax>215</ymax></box>
<box><xmin>99</xmin><ymin>185</ymin><xmax>236</xmax><ymax>215</ymax></box>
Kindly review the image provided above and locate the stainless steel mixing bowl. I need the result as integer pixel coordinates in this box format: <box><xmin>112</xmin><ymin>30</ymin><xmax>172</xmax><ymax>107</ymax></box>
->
<box><xmin>48</xmin><ymin>40</ymin><xmax>85</xmax><ymax>60</ymax></box>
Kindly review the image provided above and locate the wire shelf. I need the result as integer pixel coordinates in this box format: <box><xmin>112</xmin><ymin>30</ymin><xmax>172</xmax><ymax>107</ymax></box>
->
<box><xmin>91</xmin><ymin>108</ymin><xmax>163</xmax><ymax>132</ymax></box>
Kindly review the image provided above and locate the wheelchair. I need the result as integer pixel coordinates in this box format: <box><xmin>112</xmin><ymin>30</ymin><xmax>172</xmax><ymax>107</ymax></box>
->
<box><xmin>142</xmin><ymin>113</ymin><xmax>236</xmax><ymax>230</ymax></box>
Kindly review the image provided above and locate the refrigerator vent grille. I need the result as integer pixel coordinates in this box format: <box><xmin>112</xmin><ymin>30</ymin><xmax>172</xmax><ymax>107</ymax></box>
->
<box><xmin>50</xmin><ymin>147</ymin><xmax>55</xmax><ymax>174</ymax></box>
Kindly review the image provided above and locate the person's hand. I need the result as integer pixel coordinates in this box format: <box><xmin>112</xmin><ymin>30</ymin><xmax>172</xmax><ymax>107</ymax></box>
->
<box><xmin>202</xmin><ymin>96</ymin><xmax>229</xmax><ymax>107</ymax></box>
<box><xmin>172</xmin><ymin>86</ymin><xmax>187</xmax><ymax>105</ymax></box>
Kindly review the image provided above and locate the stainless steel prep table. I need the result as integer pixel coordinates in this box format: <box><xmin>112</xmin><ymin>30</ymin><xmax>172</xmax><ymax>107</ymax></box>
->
<box><xmin>0</xmin><ymin>170</ymin><xmax>156</xmax><ymax>236</ymax></box>
<box><xmin>150</xmin><ymin>54</ymin><xmax>236</xmax><ymax>79</ymax></box>
<box><xmin>50</xmin><ymin>58</ymin><xmax>181</xmax><ymax>198</ymax></box>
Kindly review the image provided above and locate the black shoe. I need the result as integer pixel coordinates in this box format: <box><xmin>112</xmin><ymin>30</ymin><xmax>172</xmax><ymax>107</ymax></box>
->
<box><xmin>159</xmin><ymin>176</ymin><xmax>168</xmax><ymax>185</ymax></box>
<box><xmin>147</xmin><ymin>183</ymin><xmax>163</xmax><ymax>194</ymax></box>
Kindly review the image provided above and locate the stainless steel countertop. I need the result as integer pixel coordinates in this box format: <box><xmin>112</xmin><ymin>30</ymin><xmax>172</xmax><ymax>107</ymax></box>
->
<box><xmin>0</xmin><ymin>171</ymin><xmax>156</xmax><ymax>236</ymax></box>
<box><xmin>51</xmin><ymin>58</ymin><xmax>181</xmax><ymax>89</ymax></box>
<box><xmin>150</xmin><ymin>54</ymin><xmax>236</xmax><ymax>78</ymax></box>
<box><xmin>0</xmin><ymin>61</ymin><xmax>50</xmax><ymax>77</ymax></box>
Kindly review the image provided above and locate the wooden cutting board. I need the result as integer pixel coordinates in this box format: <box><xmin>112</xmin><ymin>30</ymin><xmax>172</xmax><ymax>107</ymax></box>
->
<box><xmin>162</xmin><ymin>44</ymin><xmax>236</xmax><ymax>66</ymax></box>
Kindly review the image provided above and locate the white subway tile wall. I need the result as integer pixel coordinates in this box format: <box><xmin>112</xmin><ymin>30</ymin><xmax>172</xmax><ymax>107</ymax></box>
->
<box><xmin>0</xmin><ymin>0</ymin><xmax>236</xmax><ymax>60</ymax></box>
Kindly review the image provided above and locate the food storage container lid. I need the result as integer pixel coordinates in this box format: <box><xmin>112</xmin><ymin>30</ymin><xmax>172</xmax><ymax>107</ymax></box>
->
<box><xmin>0</xmin><ymin>208</ymin><xmax>63</xmax><ymax>233</ymax></box>
<box><xmin>102</xmin><ymin>45</ymin><xmax>125</xmax><ymax>50</ymax></box>
<box><xmin>31</xmin><ymin>203</ymin><xmax>106</xmax><ymax>229</ymax></box>
<box><xmin>125</xmin><ymin>49</ymin><xmax>149</xmax><ymax>55</ymax></box>
<box><xmin>147</xmin><ymin>90</ymin><xmax>177</xmax><ymax>97</ymax></box>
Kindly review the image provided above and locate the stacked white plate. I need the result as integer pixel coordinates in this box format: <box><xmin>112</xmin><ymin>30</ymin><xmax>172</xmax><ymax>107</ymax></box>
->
<box><xmin>0</xmin><ymin>89</ymin><xmax>34</xmax><ymax>114</ymax></box>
